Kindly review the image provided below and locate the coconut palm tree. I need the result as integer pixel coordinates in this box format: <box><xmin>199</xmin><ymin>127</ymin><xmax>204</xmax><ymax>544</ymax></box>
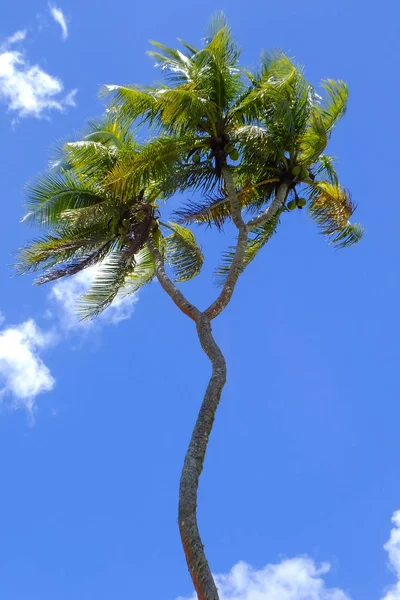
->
<box><xmin>18</xmin><ymin>15</ymin><xmax>363</xmax><ymax>600</ymax></box>
<box><xmin>17</xmin><ymin>116</ymin><xmax>204</xmax><ymax>315</ymax></box>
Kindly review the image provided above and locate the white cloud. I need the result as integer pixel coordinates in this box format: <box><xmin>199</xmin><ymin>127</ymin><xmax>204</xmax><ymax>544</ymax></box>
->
<box><xmin>49</xmin><ymin>266</ymin><xmax>139</xmax><ymax>330</ymax></box>
<box><xmin>0</xmin><ymin>319</ymin><xmax>55</xmax><ymax>414</ymax></box>
<box><xmin>0</xmin><ymin>29</ymin><xmax>77</xmax><ymax>119</ymax></box>
<box><xmin>382</xmin><ymin>511</ymin><xmax>400</xmax><ymax>600</ymax></box>
<box><xmin>179</xmin><ymin>510</ymin><xmax>400</xmax><ymax>600</ymax></box>
<box><xmin>180</xmin><ymin>559</ymin><xmax>350</xmax><ymax>600</ymax></box>
<box><xmin>4</xmin><ymin>30</ymin><xmax>27</xmax><ymax>46</ymax></box>
<box><xmin>49</xmin><ymin>4</ymin><xmax>68</xmax><ymax>40</ymax></box>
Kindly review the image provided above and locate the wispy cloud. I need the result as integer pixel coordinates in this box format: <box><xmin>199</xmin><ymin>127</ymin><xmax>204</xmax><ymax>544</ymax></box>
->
<box><xmin>0</xmin><ymin>29</ymin><xmax>77</xmax><ymax>119</ymax></box>
<box><xmin>4</xmin><ymin>30</ymin><xmax>27</xmax><ymax>46</ymax></box>
<box><xmin>0</xmin><ymin>319</ymin><xmax>55</xmax><ymax>415</ymax></box>
<box><xmin>49</xmin><ymin>265</ymin><xmax>139</xmax><ymax>330</ymax></box>
<box><xmin>48</xmin><ymin>4</ymin><xmax>68</xmax><ymax>40</ymax></box>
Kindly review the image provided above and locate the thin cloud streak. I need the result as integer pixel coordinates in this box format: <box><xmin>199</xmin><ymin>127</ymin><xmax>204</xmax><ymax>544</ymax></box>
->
<box><xmin>48</xmin><ymin>4</ymin><xmax>68</xmax><ymax>40</ymax></box>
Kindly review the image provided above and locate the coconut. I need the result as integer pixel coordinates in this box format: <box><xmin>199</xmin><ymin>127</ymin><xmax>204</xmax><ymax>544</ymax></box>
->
<box><xmin>301</xmin><ymin>166</ymin><xmax>309</xmax><ymax>180</ymax></box>
<box><xmin>292</xmin><ymin>165</ymin><xmax>301</xmax><ymax>176</ymax></box>
<box><xmin>229</xmin><ymin>149</ymin><xmax>239</xmax><ymax>161</ymax></box>
<box><xmin>192</xmin><ymin>152</ymin><xmax>201</xmax><ymax>163</ymax></box>
<box><xmin>287</xmin><ymin>200</ymin><xmax>297</xmax><ymax>211</ymax></box>
<box><xmin>297</xmin><ymin>198</ymin><xmax>306</xmax><ymax>208</ymax></box>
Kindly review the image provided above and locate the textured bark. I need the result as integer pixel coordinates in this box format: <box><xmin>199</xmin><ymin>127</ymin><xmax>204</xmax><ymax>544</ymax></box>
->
<box><xmin>147</xmin><ymin>235</ymin><xmax>200</xmax><ymax>321</ymax></box>
<box><xmin>147</xmin><ymin>175</ymin><xmax>291</xmax><ymax>600</ymax></box>
<box><xmin>205</xmin><ymin>167</ymin><xmax>248</xmax><ymax>321</ymax></box>
<box><xmin>247</xmin><ymin>180</ymin><xmax>291</xmax><ymax>230</ymax></box>
<box><xmin>178</xmin><ymin>314</ymin><xmax>226</xmax><ymax>600</ymax></box>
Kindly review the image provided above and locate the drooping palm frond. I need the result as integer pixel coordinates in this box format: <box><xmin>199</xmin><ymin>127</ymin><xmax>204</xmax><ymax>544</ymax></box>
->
<box><xmin>314</xmin><ymin>155</ymin><xmax>339</xmax><ymax>185</ymax></box>
<box><xmin>174</xmin><ymin>196</ymin><xmax>231</xmax><ymax>229</ymax></box>
<box><xmin>307</xmin><ymin>181</ymin><xmax>362</xmax><ymax>248</ymax></box>
<box><xmin>78</xmin><ymin>236</ymin><xmax>160</xmax><ymax>321</ymax></box>
<box><xmin>24</xmin><ymin>173</ymin><xmax>106</xmax><ymax>227</ymax></box>
<box><xmin>118</xmin><ymin>244</ymin><xmax>156</xmax><ymax>297</ymax></box>
<box><xmin>76</xmin><ymin>248</ymin><xmax>137</xmax><ymax>320</ymax></box>
<box><xmin>329</xmin><ymin>222</ymin><xmax>364</xmax><ymax>249</ymax></box>
<box><xmin>163</xmin><ymin>222</ymin><xmax>204</xmax><ymax>282</ymax></box>
<box><xmin>35</xmin><ymin>241</ymin><xmax>115</xmax><ymax>284</ymax></box>
<box><xmin>16</xmin><ymin>222</ymin><xmax>112</xmax><ymax>275</ymax></box>
<box><xmin>162</xmin><ymin>161</ymin><xmax>220</xmax><ymax>198</ymax></box>
<box><xmin>174</xmin><ymin>176</ymin><xmax>277</xmax><ymax>229</ymax></box>
<box><xmin>215</xmin><ymin>207</ymin><xmax>283</xmax><ymax>285</ymax></box>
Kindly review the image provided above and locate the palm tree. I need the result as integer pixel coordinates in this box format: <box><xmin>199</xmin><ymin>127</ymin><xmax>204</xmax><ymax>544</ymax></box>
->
<box><xmin>18</xmin><ymin>15</ymin><xmax>363</xmax><ymax>600</ymax></box>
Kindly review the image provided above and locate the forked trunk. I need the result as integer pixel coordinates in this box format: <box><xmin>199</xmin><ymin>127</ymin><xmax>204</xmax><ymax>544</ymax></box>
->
<box><xmin>148</xmin><ymin>177</ymin><xmax>291</xmax><ymax>600</ymax></box>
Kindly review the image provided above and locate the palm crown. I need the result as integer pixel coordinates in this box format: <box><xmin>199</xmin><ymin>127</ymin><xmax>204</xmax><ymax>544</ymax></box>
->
<box><xmin>18</xmin><ymin>15</ymin><xmax>363</xmax><ymax>319</ymax></box>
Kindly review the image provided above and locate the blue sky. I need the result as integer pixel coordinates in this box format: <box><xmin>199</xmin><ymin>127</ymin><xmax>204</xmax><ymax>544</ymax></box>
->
<box><xmin>0</xmin><ymin>0</ymin><xmax>399</xmax><ymax>599</ymax></box>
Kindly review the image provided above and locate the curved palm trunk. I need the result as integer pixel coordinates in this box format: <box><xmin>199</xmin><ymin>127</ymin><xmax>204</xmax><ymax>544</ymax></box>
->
<box><xmin>148</xmin><ymin>177</ymin><xmax>290</xmax><ymax>600</ymax></box>
<box><xmin>178</xmin><ymin>314</ymin><xmax>226</xmax><ymax>600</ymax></box>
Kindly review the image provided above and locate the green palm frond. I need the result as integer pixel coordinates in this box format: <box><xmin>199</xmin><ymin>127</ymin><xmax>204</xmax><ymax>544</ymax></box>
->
<box><xmin>318</xmin><ymin>79</ymin><xmax>348</xmax><ymax>132</ymax></box>
<box><xmin>234</xmin><ymin>125</ymin><xmax>277</xmax><ymax>165</ymax></box>
<box><xmin>314</xmin><ymin>155</ymin><xmax>339</xmax><ymax>184</ymax></box>
<box><xmin>174</xmin><ymin>177</ymin><xmax>277</xmax><ymax>229</ymax></box>
<box><xmin>196</xmin><ymin>26</ymin><xmax>242</xmax><ymax>108</ymax></box>
<box><xmin>35</xmin><ymin>241</ymin><xmax>114</xmax><ymax>284</ymax></box>
<box><xmin>177</xmin><ymin>39</ymin><xmax>199</xmax><ymax>57</ymax></box>
<box><xmin>162</xmin><ymin>162</ymin><xmax>220</xmax><ymax>197</ymax></box>
<box><xmin>215</xmin><ymin>207</ymin><xmax>283</xmax><ymax>285</ymax></box>
<box><xmin>204</xmin><ymin>11</ymin><xmax>230</xmax><ymax>44</ymax></box>
<box><xmin>163</xmin><ymin>222</ymin><xmax>204</xmax><ymax>281</ymax></box>
<box><xmin>84</xmin><ymin>116</ymin><xmax>134</xmax><ymax>146</ymax></box>
<box><xmin>101</xmin><ymin>85</ymin><xmax>158</xmax><ymax>127</ymax></box>
<box><xmin>118</xmin><ymin>244</ymin><xmax>156</xmax><ymax>297</ymax></box>
<box><xmin>24</xmin><ymin>173</ymin><xmax>106</xmax><ymax>227</ymax></box>
<box><xmin>308</xmin><ymin>181</ymin><xmax>362</xmax><ymax>248</ymax></box>
<box><xmin>148</xmin><ymin>41</ymin><xmax>194</xmax><ymax>84</ymax></box>
<box><xmin>174</xmin><ymin>196</ymin><xmax>231</xmax><ymax>229</ymax></box>
<box><xmin>234</xmin><ymin>52</ymin><xmax>297</xmax><ymax>120</ymax></box>
<box><xmin>154</xmin><ymin>87</ymin><xmax>218</xmax><ymax>133</ymax></box>
<box><xmin>77</xmin><ymin>249</ymin><xmax>138</xmax><ymax>320</ymax></box>
<box><xmin>106</xmin><ymin>134</ymin><xmax>197</xmax><ymax>193</ymax></box>
<box><xmin>63</xmin><ymin>140</ymin><xmax>119</xmax><ymax>179</ymax></box>
<box><xmin>16</xmin><ymin>223</ymin><xmax>112</xmax><ymax>275</ymax></box>
<box><xmin>329</xmin><ymin>222</ymin><xmax>364</xmax><ymax>249</ymax></box>
<box><xmin>299</xmin><ymin>112</ymin><xmax>328</xmax><ymax>165</ymax></box>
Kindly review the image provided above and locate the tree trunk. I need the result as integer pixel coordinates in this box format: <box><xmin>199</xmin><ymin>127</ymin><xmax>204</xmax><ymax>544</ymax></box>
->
<box><xmin>178</xmin><ymin>313</ymin><xmax>227</xmax><ymax>600</ymax></box>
